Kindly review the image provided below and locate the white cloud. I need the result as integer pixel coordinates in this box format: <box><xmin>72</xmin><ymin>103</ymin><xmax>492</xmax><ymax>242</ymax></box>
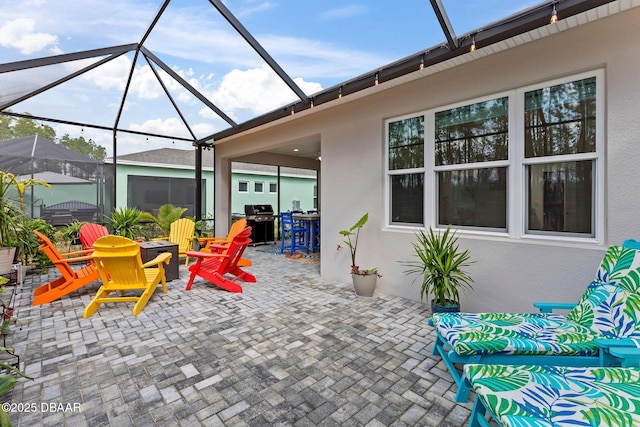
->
<box><xmin>0</xmin><ymin>18</ymin><xmax>58</xmax><ymax>54</ymax></box>
<box><xmin>129</xmin><ymin>117</ymin><xmax>189</xmax><ymax>136</ymax></box>
<box><xmin>73</xmin><ymin>55</ymin><xmax>131</xmax><ymax>91</ymax></box>
<box><xmin>320</xmin><ymin>5</ymin><xmax>368</xmax><ymax>20</ymax></box>
<box><xmin>235</xmin><ymin>1</ymin><xmax>276</xmax><ymax>18</ymax></box>
<box><xmin>210</xmin><ymin>65</ymin><xmax>322</xmax><ymax>115</ymax></box>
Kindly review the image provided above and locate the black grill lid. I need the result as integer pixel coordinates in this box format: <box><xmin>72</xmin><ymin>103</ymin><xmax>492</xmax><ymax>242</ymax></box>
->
<box><xmin>244</xmin><ymin>204</ymin><xmax>274</xmax><ymax>215</ymax></box>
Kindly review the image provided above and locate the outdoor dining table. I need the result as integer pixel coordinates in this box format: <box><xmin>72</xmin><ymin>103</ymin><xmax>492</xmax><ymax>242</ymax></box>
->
<box><xmin>292</xmin><ymin>213</ymin><xmax>320</xmax><ymax>252</ymax></box>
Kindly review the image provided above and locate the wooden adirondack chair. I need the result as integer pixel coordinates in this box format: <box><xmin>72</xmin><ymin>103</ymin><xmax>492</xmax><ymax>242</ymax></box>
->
<box><xmin>32</xmin><ymin>230</ymin><xmax>100</xmax><ymax>306</ymax></box>
<box><xmin>153</xmin><ymin>217</ymin><xmax>195</xmax><ymax>267</ymax></box>
<box><xmin>197</xmin><ymin>219</ymin><xmax>252</xmax><ymax>266</ymax></box>
<box><xmin>79</xmin><ymin>223</ymin><xmax>109</xmax><ymax>249</ymax></box>
<box><xmin>185</xmin><ymin>227</ymin><xmax>255</xmax><ymax>293</ymax></box>
<box><xmin>84</xmin><ymin>235</ymin><xmax>171</xmax><ymax>317</ymax></box>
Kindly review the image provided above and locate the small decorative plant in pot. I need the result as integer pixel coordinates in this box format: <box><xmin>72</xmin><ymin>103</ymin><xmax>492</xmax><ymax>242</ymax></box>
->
<box><xmin>402</xmin><ymin>225</ymin><xmax>473</xmax><ymax>313</ymax></box>
<box><xmin>338</xmin><ymin>213</ymin><xmax>381</xmax><ymax>297</ymax></box>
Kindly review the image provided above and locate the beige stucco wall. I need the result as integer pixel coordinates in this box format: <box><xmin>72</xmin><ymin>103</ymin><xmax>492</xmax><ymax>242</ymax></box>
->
<box><xmin>214</xmin><ymin>4</ymin><xmax>640</xmax><ymax>312</ymax></box>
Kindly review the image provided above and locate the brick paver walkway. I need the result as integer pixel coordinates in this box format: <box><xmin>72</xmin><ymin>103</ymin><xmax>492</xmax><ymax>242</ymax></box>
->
<box><xmin>6</xmin><ymin>246</ymin><xmax>473</xmax><ymax>426</ymax></box>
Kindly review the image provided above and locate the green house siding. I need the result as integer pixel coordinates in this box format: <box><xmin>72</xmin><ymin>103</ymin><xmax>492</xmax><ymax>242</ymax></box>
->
<box><xmin>113</xmin><ymin>163</ymin><xmax>215</xmax><ymax>217</ymax></box>
<box><xmin>111</xmin><ymin>163</ymin><xmax>316</xmax><ymax>220</ymax></box>
<box><xmin>30</xmin><ymin>184</ymin><xmax>98</xmax><ymax>218</ymax></box>
<box><xmin>231</xmin><ymin>172</ymin><xmax>317</xmax><ymax>214</ymax></box>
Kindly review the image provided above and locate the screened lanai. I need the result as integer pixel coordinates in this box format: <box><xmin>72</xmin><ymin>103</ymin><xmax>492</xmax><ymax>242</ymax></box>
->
<box><xmin>0</xmin><ymin>0</ymin><xmax>617</xmax><ymax>227</ymax></box>
<box><xmin>0</xmin><ymin>135</ymin><xmax>103</xmax><ymax>221</ymax></box>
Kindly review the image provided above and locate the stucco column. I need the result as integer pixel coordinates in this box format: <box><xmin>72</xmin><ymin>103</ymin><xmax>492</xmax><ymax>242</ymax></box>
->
<box><xmin>214</xmin><ymin>154</ymin><xmax>232</xmax><ymax>237</ymax></box>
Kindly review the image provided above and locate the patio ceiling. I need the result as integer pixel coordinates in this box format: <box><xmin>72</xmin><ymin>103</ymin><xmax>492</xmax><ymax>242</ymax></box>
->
<box><xmin>0</xmin><ymin>0</ymin><xmax>618</xmax><ymax>154</ymax></box>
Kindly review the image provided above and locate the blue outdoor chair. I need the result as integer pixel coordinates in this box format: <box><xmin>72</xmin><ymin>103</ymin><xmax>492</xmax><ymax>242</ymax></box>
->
<box><xmin>280</xmin><ymin>212</ymin><xmax>308</xmax><ymax>255</ymax></box>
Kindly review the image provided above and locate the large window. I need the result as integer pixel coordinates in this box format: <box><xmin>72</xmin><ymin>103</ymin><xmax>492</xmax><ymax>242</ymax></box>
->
<box><xmin>524</xmin><ymin>77</ymin><xmax>597</xmax><ymax>236</ymax></box>
<box><xmin>385</xmin><ymin>71</ymin><xmax>602</xmax><ymax>241</ymax></box>
<box><xmin>127</xmin><ymin>175</ymin><xmax>204</xmax><ymax>216</ymax></box>
<box><xmin>386</xmin><ymin>115</ymin><xmax>424</xmax><ymax>224</ymax></box>
<box><xmin>434</xmin><ymin>97</ymin><xmax>508</xmax><ymax>229</ymax></box>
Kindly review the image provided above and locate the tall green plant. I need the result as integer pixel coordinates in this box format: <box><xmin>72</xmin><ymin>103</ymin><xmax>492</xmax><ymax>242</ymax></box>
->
<box><xmin>18</xmin><ymin>219</ymin><xmax>53</xmax><ymax>267</ymax></box>
<box><xmin>58</xmin><ymin>220</ymin><xmax>85</xmax><ymax>250</ymax></box>
<box><xmin>338</xmin><ymin>213</ymin><xmax>378</xmax><ymax>275</ymax></box>
<box><xmin>0</xmin><ymin>171</ymin><xmax>22</xmax><ymax>248</ymax></box>
<box><xmin>12</xmin><ymin>176</ymin><xmax>50</xmax><ymax>216</ymax></box>
<box><xmin>156</xmin><ymin>204</ymin><xmax>187</xmax><ymax>236</ymax></box>
<box><xmin>106</xmin><ymin>207</ymin><xmax>143</xmax><ymax>240</ymax></box>
<box><xmin>403</xmin><ymin>226</ymin><xmax>473</xmax><ymax>306</ymax></box>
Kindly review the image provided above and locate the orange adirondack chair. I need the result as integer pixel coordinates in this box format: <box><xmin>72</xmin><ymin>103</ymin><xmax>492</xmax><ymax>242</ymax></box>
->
<box><xmin>32</xmin><ymin>230</ymin><xmax>100</xmax><ymax>306</ymax></box>
<box><xmin>198</xmin><ymin>219</ymin><xmax>252</xmax><ymax>266</ymax></box>
<box><xmin>153</xmin><ymin>217</ymin><xmax>195</xmax><ymax>266</ymax></box>
<box><xmin>185</xmin><ymin>227</ymin><xmax>255</xmax><ymax>293</ymax></box>
<box><xmin>79</xmin><ymin>223</ymin><xmax>109</xmax><ymax>249</ymax></box>
<box><xmin>84</xmin><ymin>235</ymin><xmax>171</xmax><ymax>317</ymax></box>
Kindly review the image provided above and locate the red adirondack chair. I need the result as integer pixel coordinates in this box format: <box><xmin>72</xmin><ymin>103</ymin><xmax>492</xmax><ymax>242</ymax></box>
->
<box><xmin>32</xmin><ymin>230</ymin><xmax>100</xmax><ymax>305</ymax></box>
<box><xmin>79</xmin><ymin>223</ymin><xmax>109</xmax><ymax>249</ymax></box>
<box><xmin>185</xmin><ymin>227</ymin><xmax>255</xmax><ymax>293</ymax></box>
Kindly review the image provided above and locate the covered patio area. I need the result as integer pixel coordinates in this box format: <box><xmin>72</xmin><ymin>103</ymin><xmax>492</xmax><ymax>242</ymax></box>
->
<box><xmin>8</xmin><ymin>247</ymin><xmax>468</xmax><ymax>426</ymax></box>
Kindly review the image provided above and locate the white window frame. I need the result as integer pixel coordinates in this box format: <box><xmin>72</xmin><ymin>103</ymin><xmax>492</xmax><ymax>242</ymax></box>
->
<box><xmin>429</xmin><ymin>92</ymin><xmax>512</xmax><ymax>234</ymax></box>
<box><xmin>254</xmin><ymin>181</ymin><xmax>264</xmax><ymax>194</ymax></box>
<box><xmin>384</xmin><ymin>69</ymin><xmax>604</xmax><ymax>244</ymax></box>
<box><xmin>238</xmin><ymin>181</ymin><xmax>248</xmax><ymax>193</ymax></box>
<box><xmin>515</xmin><ymin>70</ymin><xmax>604</xmax><ymax>244</ymax></box>
<box><xmin>384</xmin><ymin>112</ymin><xmax>426</xmax><ymax>228</ymax></box>
<box><xmin>269</xmin><ymin>182</ymin><xmax>278</xmax><ymax>194</ymax></box>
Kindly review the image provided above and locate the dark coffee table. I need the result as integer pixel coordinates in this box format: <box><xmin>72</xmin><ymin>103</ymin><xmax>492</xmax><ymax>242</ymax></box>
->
<box><xmin>139</xmin><ymin>241</ymin><xmax>179</xmax><ymax>281</ymax></box>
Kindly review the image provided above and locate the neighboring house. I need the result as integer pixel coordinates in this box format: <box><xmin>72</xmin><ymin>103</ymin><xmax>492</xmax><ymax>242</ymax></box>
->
<box><xmin>212</xmin><ymin>4</ymin><xmax>640</xmax><ymax>312</ymax></box>
<box><xmin>106</xmin><ymin>148</ymin><xmax>317</xmax><ymax>218</ymax></box>
<box><xmin>0</xmin><ymin>136</ymin><xmax>102</xmax><ymax>221</ymax></box>
<box><xmin>106</xmin><ymin>148</ymin><xmax>215</xmax><ymax>218</ymax></box>
<box><xmin>230</xmin><ymin>162</ymin><xmax>317</xmax><ymax>215</ymax></box>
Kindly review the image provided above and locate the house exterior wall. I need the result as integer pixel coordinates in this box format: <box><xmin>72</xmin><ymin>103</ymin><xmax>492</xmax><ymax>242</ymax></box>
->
<box><xmin>214</xmin><ymin>5</ymin><xmax>640</xmax><ymax>312</ymax></box>
<box><xmin>34</xmin><ymin>184</ymin><xmax>98</xmax><ymax>216</ymax></box>
<box><xmin>231</xmin><ymin>171</ymin><xmax>317</xmax><ymax>215</ymax></box>
<box><xmin>109</xmin><ymin>161</ymin><xmax>316</xmax><ymax>228</ymax></box>
<box><xmin>112</xmin><ymin>163</ymin><xmax>215</xmax><ymax>216</ymax></box>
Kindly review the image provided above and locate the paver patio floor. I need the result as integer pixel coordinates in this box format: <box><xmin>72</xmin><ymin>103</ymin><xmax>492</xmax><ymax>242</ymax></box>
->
<box><xmin>6</xmin><ymin>246</ymin><xmax>473</xmax><ymax>426</ymax></box>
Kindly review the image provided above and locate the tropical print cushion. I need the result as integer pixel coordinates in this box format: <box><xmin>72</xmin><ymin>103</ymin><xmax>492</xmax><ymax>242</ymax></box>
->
<box><xmin>432</xmin><ymin>312</ymin><xmax>600</xmax><ymax>356</ymax></box>
<box><xmin>568</xmin><ymin>245</ymin><xmax>640</xmax><ymax>339</ymax></box>
<box><xmin>432</xmin><ymin>245</ymin><xmax>640</xmax><ymax>356</ymax></box>
<box><xmin>567</xmin><ymin>281</ymin><xmax>640</xmax><ymax>339</ymax></box>
<box><xmin>465</xmin><ymin>364</ymin><xmax>640</xmax><ymax>427</ymax></box>
<box><xmin>594</xmin><ymin>245</ymin><xmax>640</xmax><ymax>291</ymax></box>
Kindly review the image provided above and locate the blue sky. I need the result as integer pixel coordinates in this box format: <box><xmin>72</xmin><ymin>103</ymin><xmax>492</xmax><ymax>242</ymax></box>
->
<box><xmin>0</xmin><ymin>0</ymin><xmax>541</xmax><ymax>155</ymax></box>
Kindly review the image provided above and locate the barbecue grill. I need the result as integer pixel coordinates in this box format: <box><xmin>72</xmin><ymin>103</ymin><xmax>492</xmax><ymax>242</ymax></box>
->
<box><xmin>244</xmin><ymin>204</ymin><xmax>276</xmax><ymax>245</ymax></box>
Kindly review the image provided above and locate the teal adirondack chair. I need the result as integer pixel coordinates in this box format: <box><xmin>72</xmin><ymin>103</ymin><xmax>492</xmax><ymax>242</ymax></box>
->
<box><xmin>429</xmin><ymin>242</ymin><xmax>640</xmax><ymax>402</ymax></box>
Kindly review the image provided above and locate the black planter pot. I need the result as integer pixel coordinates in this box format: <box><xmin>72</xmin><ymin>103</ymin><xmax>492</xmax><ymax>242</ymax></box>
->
<box><xmin>430</xmin><ymin>299</ymin><xmax>460</xmax><ymax>314</ymax></box>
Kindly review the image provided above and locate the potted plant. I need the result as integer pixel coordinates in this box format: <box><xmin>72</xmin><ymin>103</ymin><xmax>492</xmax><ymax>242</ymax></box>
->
<box><xmin>0</xmin><ymin>171</ymin><xmax>51</xmax><ymax>275</ymax></box>
<box><xmin>106</xmin><ymin>207</ymin><xmax>145</xmax><ymax>240</ymax></box>
<box><xmin>402</xmin><ymin>226</ymin><xmax>473</xmax><ymax>313</ymax></box>
<box><xmin>338</xmin><ymin>213</ymin><xmax>380</xmax><ymax>297</ymax></box>
<box><xmin>0</xmin><ymin>171</ymin><xmax>22</xmax><ymax>275</ymax></box>
<box><xmin>58</xmin><ymin>220</ymin><xmax>86</xmax><ymax>250</ymax></box>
